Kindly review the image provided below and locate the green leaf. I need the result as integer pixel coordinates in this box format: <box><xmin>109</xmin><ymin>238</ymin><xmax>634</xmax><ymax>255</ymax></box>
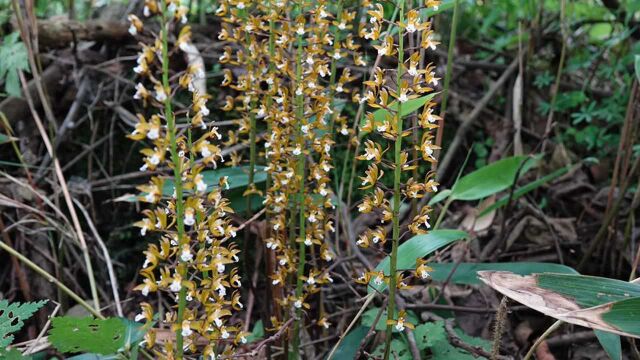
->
<box><xmin>414</xmin><ymin>321</ymin><xmax>490</xmax><ymax>359</ymax></box>
<box><xmin>329</xmin><ymin>325</ymin><xmax>368</xmax><ymax>360</ymax></box>
<box><xmin>0</xmin><ymin>32</ymin><xmax>30</xmax><ymax>97</ymax></box>
<box><xmin>429</xmin><ymin>262</ymin><xmax>578</xmax><ymax>286</ymax></box>
<box><xmin>601</xmin><ymin>297</ymin><xmax>640</xmax><ymax>337</ymax></box>
<box><xmin>361</xmin><ymin>93</ymin><xmax>437</xmax><ymax>134</ymax></box>
<box><xmin>369</xmin><ymin>229</ymin><xmax>468</xmax><ymax>294</ymax></box>
<box><xmin>372</xmin><ymin>338</ymin><xmax>412</xmax><ymax>360</ymax></box>
<box><xmin>245</xmin><ymin>320</ymin><xmax>264</xmax><ymax>343</ymax></box>
<box><xmin>428</xmin><ymin>189</ymin><xmax>451</xmax><ymax>206</ymax></box>
<box><xmin>49</xmin><ymin>317</ymin><xmax>132</xmax><ymax>355</ymax></box>
<box><xmin>450</xmin><ymin>156</ymin><xmax>537</xmax><ymax>201</ymax></box>
<box><xmin>0</xmin><ymin>347</ymin><xmax>31</xmax><ymax>359</ymax></box>
<box><xmin>118</xmin><ymin>166</ymin><xmax>268</xmax><ymax>203</ymax></box>
<box><xmin>0</xmin><ymin>299</ymin><xmax>48</xmax><ymax>349</ymax></box>
<box><xmin>536</xmin><ymin>274</ymin><xmax>640</xmax><ymax>308</ymax></box>
<box><xmin>161</xmin><ymin>165</ymin><xmax>267</xmax><ymax>195</ymax></box>
<box><xmin>118</xmin><ymin>318</ymin><xmax>146</xmax><ymax>352</ymax></box>
<box><xmin>594</xmin><ymin>329</ymin><xmax>621</xmax><ymax>360</ymax></box>
<box><xmin>478</xmin><ymin>164</ymin><xmax>571</xmax><ymax>217</ymax></box>
<box><xmin>635</xmin><ymin>55</ymin><xmax>640</xmax><ymax>84</ymax></box>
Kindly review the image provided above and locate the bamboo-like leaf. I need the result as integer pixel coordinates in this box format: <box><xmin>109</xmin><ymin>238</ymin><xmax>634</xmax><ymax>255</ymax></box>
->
<box><xmin>429</xmin><ymin>262</ymin><xmax>578</xmax><ymax>285</ymax></box>
<box><xmin>478</xmin><ymin>271</ymin><xmax>640</xmax><ymax>338</ymax></box>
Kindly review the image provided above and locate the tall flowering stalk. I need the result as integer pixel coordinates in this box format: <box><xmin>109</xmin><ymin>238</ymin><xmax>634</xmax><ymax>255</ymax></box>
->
<box><xmin>356</xmin><ymin>0</ymin><xmax>441</xmax><ymax>358</ymax></box>
<box><xmin>129</xmin><ymin>1</ymin><xmax>244</xmax><ymax>358</ymax></box>
<box><xmin>217</xmin><ymin>0</ymin><xmax>365</xmax><ymax>358</ymax></box>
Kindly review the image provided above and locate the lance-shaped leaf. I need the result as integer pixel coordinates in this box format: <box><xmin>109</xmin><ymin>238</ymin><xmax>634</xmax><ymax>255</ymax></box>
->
<box><xmin>429</xmin><ymin>262</ymin><xmax>578</xmax><ymax>285</ymax></box>
<box><xmin>429</xmin><ymin>156</ymin><xmax>538</xmax><ymax>206</ymax></box>
<box><xmin>478</xmin><ymin>271</ymin><xmax>640</xmax><ymax>338</ymax></box>
<box><xmin>368</xmin><ymin>229</ymin><xmax>468</xmax><ymax>294</ymax></box>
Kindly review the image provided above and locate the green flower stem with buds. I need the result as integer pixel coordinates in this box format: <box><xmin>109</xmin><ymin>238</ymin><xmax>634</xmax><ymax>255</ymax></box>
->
<box><xmin>434</xmin><ymin>0</ymin><xmax>460</xmax><ymax>162</ymax></box>
<box><xmin>384</xmin><ymin>0</ymin><xmax>405</xmax><ymax>358</ymax></box>
<box><xmin>291</xmin><ymin>18</ymin><xmax>306</xmax><ymax>360</ymax></box>
<box><xmin>159</xmin><ymin>3</ymin><xmax>187</xmax><ymax>358</ymax></box>
<box><xmin>241</xmin><ymin>7</ymin><xmax>258</xmax><ymax>216</ymax></box>
<box><xmin>339</xmin><ymin>5</ymin><xmax>400</xmax><ymax>210</ymax></box>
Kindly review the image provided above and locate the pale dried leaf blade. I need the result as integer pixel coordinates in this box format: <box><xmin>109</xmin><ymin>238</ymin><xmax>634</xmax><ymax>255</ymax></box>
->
<box><xmin>477</xmin><ymin>271</ymin><xmax>639</xmax><ymax>338</ymax></box>
<box><xmin>460</xmin><ymin>195</ymin><xmax>496</xmax><ymax>233</ymax></box>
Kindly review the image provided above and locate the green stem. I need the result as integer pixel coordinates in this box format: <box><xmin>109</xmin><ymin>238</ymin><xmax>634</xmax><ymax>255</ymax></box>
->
<box><xmin>523</xmin><ymin>320</ymin><xmax>562</xmax><ymax>360</ymax></box>
<box><xmin>290</xmin><ymin>19</ymin><xmax>306</xmax><ymax>360</ymax></box>
<box><xmin>433</xmin><ymin>198</ymin><xmax>452</xmax><ymax>230</ymax></box>
<box><xmin>241</xmin><ymin>7</ymin><xmax>257</xmax><ymax>216</ymax></box>
<box><xmin>0</xmin><ymin>240</ymin><xmax>104</xmax><ymax>319</ymax></box>
<box><xmin>329</xmin><ymin>0</ymin><xmax>344</xmax><ymax>247</ymax></box>
<box><xmin>327</xmin><ymin>0</ymin><xmax>343</xmax><ymax>136</ymax></box>
<box><xmin>438</xmin><ymin>0</ymin><xmax>459</xmax><ymax>120</ymax></box>
<box><xmin>434</xmin><ymin>0</ymin><xmax>459</xmax><ymax>165</ymax></box>
<box><xmin>339</xmin><ymin>7</ymin><xmax>400</xmax><ymax>210</ymax></box>
<box><xmin>159</xmin><ymin>4</ymin><xmax>187</xmax><ymax>358</ymax></box>
<box><xmin>384</xmin><ymin>1</ymin><xmax>405</xmax><ymax>359</ymax></box>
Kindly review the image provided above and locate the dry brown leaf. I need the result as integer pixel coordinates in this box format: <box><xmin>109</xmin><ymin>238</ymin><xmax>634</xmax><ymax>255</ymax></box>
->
<box><xmin>460</xmin><ymin>195</ymin><xmax>496</xmax><ymax>233</ymax></box>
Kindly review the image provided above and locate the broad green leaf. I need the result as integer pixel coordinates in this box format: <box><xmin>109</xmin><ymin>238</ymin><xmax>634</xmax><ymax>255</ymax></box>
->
<box><xmin>372</xmin><ymin>338</ymin><xmax>412</xmax><ymax>360</ymax></box>
<box><xmin>361</xmin><ymin>93</ymin><xmax>437</xmax><ymax>134</ymax></box>
<box><xmin>601</xmin><ymin>297</ymin><xmax>640</xmax><ymax>337</ymax></box>
<box><xmin>0</xmin><ymin>299</ymin><xmax>47</xmax><ymax>349</ymax></box>
<box><xmin>450</xmin><ymin>156</ymin><xmax>537</xmax><ymax>201</ymax></box>
<box><xmin>536</xmin><ymin>273</ymin><xmax>640</xmax><ymax>308</ymax></box>
<box><xmin>0</xmin><ymin>348</ymin><xmax>30</xmax><ymax>359</ymax></box>
<box><xmin>369</xmin><ymin>229</ymin><xmax>468</xmax><ymax>294</ymax></box>
<box><xmin>479</xmin><ymin>272</ymin><xmax>640</xmax><ymax>338</ymax></box>
<box><xmin>429</xmin><ymin>262</ymin><xmax>578</xmax><ymax>285</ymax></box>
<box><xmin>635</xmin><ymin>55</ymin><xmax>640</xmax><ymax>83</ymax></box>
<box><xmin>414</xmin><ymin>321</ymin><xmax>490</xmax><ymax>359</ymax></box>
<box><xmin>49</xmin><ymin>317</ymin><xmax>131</xmax><ymax>355</ymax></box>
<box><xmin>329</xmin><ymin>325</ymin><xmax>368</xmax><ymax>360</ymax></box>
<box><xmin>478</xmin><ymin>164</ymin><xmax>571</xmax><ymax>217</ymax></box>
